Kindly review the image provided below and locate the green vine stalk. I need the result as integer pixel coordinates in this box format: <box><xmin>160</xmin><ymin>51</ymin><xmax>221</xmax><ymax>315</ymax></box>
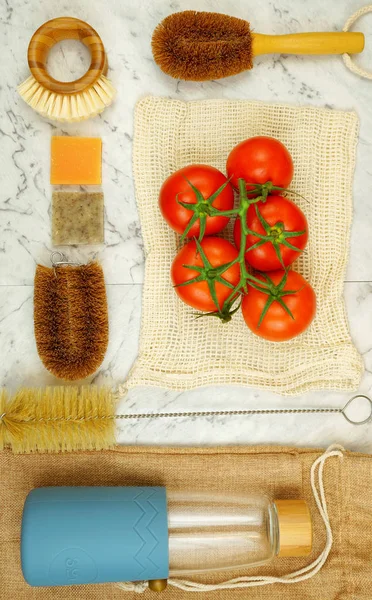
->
<box><xmin>176</xmin><ymin>177</ymin><xmax>304</xmax><ymax>323</ymax></box>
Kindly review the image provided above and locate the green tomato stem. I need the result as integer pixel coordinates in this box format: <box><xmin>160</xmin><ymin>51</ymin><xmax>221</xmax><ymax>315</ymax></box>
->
<box><xmin>186</xmin><ymin>177</ymin><xmax>302</xmax><ymax>324</ymax></box>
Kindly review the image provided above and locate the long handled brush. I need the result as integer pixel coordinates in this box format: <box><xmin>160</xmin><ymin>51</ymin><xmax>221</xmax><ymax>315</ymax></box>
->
<box><xmin>1</xmin><ymin>387</ymin><xmax>370</xmax><ymax>454</ymax></box>
<box><xmin>152</xmin><ymin>11</ymin><xmax>365</xmax><ymax>81</ymax></box>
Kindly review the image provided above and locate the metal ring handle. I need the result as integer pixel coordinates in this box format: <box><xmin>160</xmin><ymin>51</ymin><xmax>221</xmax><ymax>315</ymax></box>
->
<box><xmin>341</xmin><ymin>394</ymin><xmax>372</xmax><ymax>425</ymax></box>
<box><xmin>27</xmin><ymin>16</ymin><xmax>108</xmax><ymax>94</ymax></box>
<box><xmin>51</xmin><ymin>251</ymin><xmax>66</xmax><ymax>265</ymax></box>
<box><xmin>343</xmin><ymin>5</ymin><xmax>372</xmax><ymax>80</ymax></box>
<box><xmin>51</xmin><ymin>251</ymin><xmax>81</xmax><ymax>267</ymax></box>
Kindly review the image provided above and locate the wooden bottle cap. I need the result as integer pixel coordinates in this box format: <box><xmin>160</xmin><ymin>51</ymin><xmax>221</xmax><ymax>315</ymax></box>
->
<box><xmin>275</xmin><ymin>499</ymin><xmax>312</xmax><ymax>557</ymax></box>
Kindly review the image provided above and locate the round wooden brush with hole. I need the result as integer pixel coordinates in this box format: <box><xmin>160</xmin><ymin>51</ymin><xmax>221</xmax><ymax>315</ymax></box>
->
<box><xmin>18</xmin><ymin>17</ymin><xmax>116</xmax><ymax>122</ymax></box>
<box><xmin>152</xmin><ymin>11</ymin><xmax>365</xmax><ymax>81</ymax></box>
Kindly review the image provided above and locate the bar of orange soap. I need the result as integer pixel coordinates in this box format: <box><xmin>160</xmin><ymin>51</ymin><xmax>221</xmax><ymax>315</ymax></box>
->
<box><xmin>51</xmin><ymin>136</ymin><xmax>102</xmax><ymax>185</ymax></box>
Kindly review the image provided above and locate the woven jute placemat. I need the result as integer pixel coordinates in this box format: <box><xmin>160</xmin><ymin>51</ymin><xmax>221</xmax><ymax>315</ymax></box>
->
<box><xmin>1</xmin><ymin>445</ymin><xmax>371</xmax><ymax>598</ymax></box>
<box><xmin>126</xmin><ymin>96</ymin><xmax>363</xmax><ymax>396</ymax></box>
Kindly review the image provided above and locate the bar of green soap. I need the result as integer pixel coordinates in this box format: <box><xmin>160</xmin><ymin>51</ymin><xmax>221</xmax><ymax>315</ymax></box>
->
<box><xmin>52</xmin><ymin>191</ymin><xmax>104</xmax><ymax>245</ymax></box>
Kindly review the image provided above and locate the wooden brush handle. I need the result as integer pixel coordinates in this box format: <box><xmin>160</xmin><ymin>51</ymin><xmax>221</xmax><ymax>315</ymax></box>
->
<box><xmin>252</xmin><ymin>32</ymin><xmax>365</xmax><ymax>57</ymax></box>
<box><xmin>28</xmin><ymin>17</ymin><xmax>108</xmax><ymax>94</ymax></box>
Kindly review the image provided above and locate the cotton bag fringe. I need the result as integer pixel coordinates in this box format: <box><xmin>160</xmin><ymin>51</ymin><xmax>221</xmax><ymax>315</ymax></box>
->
<box><xmin>117</xmin><ymin>445</ymin><xmax>343</xmax><ymax>593</ymax></box>
<box><xmin>127</xmin><ymin>96</ymin><xmax>363</xmax><ymax>396</ymax></box>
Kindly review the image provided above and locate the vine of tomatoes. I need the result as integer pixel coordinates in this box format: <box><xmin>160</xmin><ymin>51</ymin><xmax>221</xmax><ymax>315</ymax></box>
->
<box><xmin>159</xmin><ymin>136</ymin><xmax>316</xmax><ymax>342</ymax></box>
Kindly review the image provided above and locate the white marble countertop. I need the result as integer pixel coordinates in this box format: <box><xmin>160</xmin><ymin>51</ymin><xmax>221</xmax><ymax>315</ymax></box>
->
<box><xmin>1</xmin><ymin>0</ymin><xmax>372</xmax><ymax>451</ymax></box>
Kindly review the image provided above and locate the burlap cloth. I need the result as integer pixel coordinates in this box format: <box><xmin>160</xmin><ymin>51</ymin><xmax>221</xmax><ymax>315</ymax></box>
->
<box><xmin>127</xmin><ymin>96</ymin><xmax>363</xmax><ymax>397</ymax></box>
<box><xmin>1</xmin><ymin>445</ymin><xmax>371</xmax><ymax>599</ymax></box>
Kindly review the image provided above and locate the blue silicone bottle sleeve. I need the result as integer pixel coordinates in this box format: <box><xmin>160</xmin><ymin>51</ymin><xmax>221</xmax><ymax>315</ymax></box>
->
<box><xmin>21</xmin><ymin>486</ymin><xmax>169</xmax><ymax>587</ymax></box>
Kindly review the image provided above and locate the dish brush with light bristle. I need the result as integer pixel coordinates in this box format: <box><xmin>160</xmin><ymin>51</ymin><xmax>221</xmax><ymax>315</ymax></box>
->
<box><xmin>18</xmin><ymin>16</ymin><xmax>115</xmax><ymax>122</ymax></box>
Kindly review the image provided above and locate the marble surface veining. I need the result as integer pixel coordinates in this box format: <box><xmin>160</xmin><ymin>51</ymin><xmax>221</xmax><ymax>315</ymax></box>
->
<box><xmin>1</xmin><ymin>0</ymin><xmax>372</xmax><ymax>451</ymax></box>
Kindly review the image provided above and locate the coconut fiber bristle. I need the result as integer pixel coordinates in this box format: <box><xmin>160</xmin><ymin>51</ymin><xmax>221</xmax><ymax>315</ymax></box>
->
<box><xmin>152</xmin><ymin>11</ymin><xmax>253</xmax><ymax>81</ymax></box>
<box><xmin>34</xmin><ymin>263</ymin><xmax>109</xmax><ymax>381</ymax></box>
<box><xmin>0</xmin><ymin>387</ymin><xmax>116</xmax><ymax>453</ymax></box>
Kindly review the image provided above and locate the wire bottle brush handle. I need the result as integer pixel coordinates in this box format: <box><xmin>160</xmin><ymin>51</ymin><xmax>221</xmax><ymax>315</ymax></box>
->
<box><xmin>0</xmin><ymin>388</ymin><xmax>371</xmax><ymax>454</ymax></box>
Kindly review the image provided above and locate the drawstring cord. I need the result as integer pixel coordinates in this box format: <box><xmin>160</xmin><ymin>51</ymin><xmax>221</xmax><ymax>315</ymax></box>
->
<box><xmin>343</xmin><ymin>5</ymin><xmax>372</xmax><ymax>80</ymax></box>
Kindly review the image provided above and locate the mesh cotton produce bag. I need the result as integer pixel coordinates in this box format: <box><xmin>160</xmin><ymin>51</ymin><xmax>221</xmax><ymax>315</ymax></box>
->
<box><xmin>127</xmin><ymin>96</ymin><xmax>363</xmax><ymax>396</ymax></box>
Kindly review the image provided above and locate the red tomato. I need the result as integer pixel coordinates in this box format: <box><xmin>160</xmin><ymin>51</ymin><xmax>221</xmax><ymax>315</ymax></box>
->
<box><xmin>226</xmin><ymin>136</ymin><xmax>294</xmax><ymax>194</ymax></box>
<box><xmin>171</xmin><ymin>237</ymin><xmax>240</xmax><ymax>312</ymax></box>
<box><xmin>159</xmin><ymin>164</ymin><xmax>234</xmax><ymax>238</ymax></box>
<box><xmin>234</xmin><ymin>196</ymin><xmax>308</xmax><ymax>271</ymax></box>
<box><xmin>242</xmin><ymin>270</ymin><xmax>316</xmax><ymax>341</ymax></box>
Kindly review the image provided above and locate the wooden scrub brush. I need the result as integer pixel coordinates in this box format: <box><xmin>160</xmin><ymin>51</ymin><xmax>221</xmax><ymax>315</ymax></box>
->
<box><xmin>34</xmin><ymin>253</ymin><xmax>109</xmax><ymax>381</ymax></box>
<box><xmin>152</xmin><ymin>11</ymin><xmax>365</xmax><ymax>81</ymax></box>
<box><xmin>18</xmin><ymin>17</ymin><xmax>115</xmax><ymax>122</ymax></box>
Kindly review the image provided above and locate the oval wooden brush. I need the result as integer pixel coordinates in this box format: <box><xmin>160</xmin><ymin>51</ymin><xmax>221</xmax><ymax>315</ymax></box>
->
<box><xmin>152</xmin><ymin>11</ymin><xmax>365</xmax><ymax>81</ymax></box>
<box><xmin>34</xmin><ymin>258</ymin><xmax>109</xmax><ymax>381</ymax></box>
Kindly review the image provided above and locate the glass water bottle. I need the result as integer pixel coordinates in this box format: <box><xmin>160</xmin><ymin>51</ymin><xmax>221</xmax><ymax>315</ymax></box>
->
<box><xmin>21</xmin><ymin>487</ymin><xmax>312</xmax><ymax>588</ymax></box>
<box><xmin>167</xmin><ymin>491</ymin><xmax>312</xmax><ymax>575</ymax></box>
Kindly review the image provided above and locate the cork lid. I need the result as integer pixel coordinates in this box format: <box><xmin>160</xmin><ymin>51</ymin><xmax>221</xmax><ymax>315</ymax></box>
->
<box><xmin>275</xmin><ymin>499</ymin><xmax>312</xmax><ymax>557</ymax></box>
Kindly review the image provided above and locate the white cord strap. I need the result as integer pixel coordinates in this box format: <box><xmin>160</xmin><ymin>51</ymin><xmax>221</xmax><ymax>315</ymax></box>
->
<box><xmin>117</xmin><ymin>444</ymin><xmax>344</xmax><ymax>593</ymax></box>
<box><xmin>117</xmin><ymin>581</ymin><xmax>148</xmax><ymax>594</ymax></box>
<box><xmin>343</xmin><ymin>5</ymin><xmax>372</xmax><ymax>79</ymax></box>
